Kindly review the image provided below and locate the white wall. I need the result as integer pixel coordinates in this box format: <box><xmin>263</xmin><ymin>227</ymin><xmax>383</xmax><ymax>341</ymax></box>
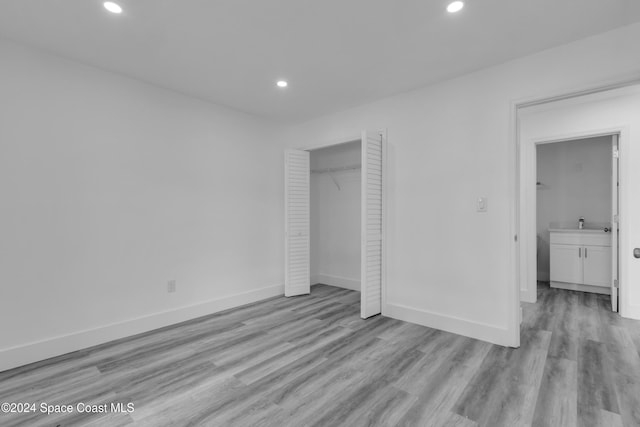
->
<box><xmin>536</xmin><ymin>136</ymin><xmax>612</xmax><ymax>281</ymax></box>
<box><xmin>520</xmin><ymin>87</ymin><xmax>640</xmax><ymax>319</ymax></box>
<box><xmin>279</xmin><ymin>23</ymin><xmax>640</xmax><ymax>346</ymax></box>
<box><xmin>0</xmin><ymin>40</ymin><xmax>283</xmax><ymax>371</ymax></box>
<box><xmin>3</xmin><ymin>21</ymin><xmax>640</xmax><ymax>370</ymax></box>
<box><xmin>310</xmin><ymin>142</ymin><xmax>361</xmax><ymax>290</ymax></box>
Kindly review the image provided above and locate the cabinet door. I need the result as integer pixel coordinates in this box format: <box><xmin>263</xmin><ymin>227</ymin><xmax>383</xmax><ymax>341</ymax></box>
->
<box><xmin>550</xmin><ymin>244</ymin><xmax>583</xmax><ymax>284</ymax></box>
<box><xmin>583</xmin><ymin>245</ymin><xmax>612</xmax><ymax>287</ymax></box>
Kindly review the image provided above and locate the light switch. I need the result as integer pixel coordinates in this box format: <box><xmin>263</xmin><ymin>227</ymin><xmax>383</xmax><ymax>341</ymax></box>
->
<box><xmin>477</xmin><ymin>197</ymin><xmax>488</xmax><ymax>213</ymax></box>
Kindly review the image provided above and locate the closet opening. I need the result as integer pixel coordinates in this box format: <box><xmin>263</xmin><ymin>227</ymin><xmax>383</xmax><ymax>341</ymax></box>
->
<box><xmin>310</xmin><ymin>141</ymin><xmax>362</xmax><ymax>295</ymax></box>
<box><xmin>284</xmin><ymin>131</ymin><xmax>385</xmax><ymax>319</ymax></box>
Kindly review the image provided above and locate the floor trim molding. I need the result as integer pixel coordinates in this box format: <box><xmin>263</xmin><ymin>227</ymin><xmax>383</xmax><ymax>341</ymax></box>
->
<box><xmin>624</xmin><ymin>303</ymin><xmax>640</xmax><ymax>320</ymax></box>
<box><xmin>520</xmin><ymin>289</ymin><xmax>536</xmax><ymax>304</ymax></box>
<box><xmin>385</xmin><ymin>302</ymin><xmax>512</xmax><ymax>347</ymax></box>
<box><xmin>0</xmin><ymin>284</ymin><xmax>283</xmax><ymax>373</ymax></box>
<box><xmin>312</xmin><ymin>274</ymin><xmax>360</xmax><ymax>291</ymax></box>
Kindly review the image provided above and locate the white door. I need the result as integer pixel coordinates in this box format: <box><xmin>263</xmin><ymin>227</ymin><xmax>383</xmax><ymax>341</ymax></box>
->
<box><xmin>361</xmin><ymin>131</ymin><xmax>385</xmax><ymax>318</ymax></box>
<box><xmin>284</xmin><ymin>149</ymin><xmax>310</xmax><ymax>297</ymax></box>
<box><xmin>584</xmin><ymin>246</ymin><xmax>613</xmax><ymax>287</ymax></box>
<box><xmin>611</xmin><ymin>135</ymin><xmax>619</xmax><ymax>311</ymax></box>
<box><xmin>550</xmin><ymin>244</ymin><xmax>583</xmax><ymax>284</ymax></box>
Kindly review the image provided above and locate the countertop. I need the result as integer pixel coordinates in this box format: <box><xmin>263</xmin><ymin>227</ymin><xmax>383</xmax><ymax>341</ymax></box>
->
<box><xmin>548</xmin><ymin>228</ymin><xmax>610</xmax><ymax>234</ymax></box>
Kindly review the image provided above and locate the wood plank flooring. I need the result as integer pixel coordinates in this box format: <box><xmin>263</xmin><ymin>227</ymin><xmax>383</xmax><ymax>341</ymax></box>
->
<box><xmin>1</xmin><ymin>283</ymin><xmax>639</xmax><ymax>426</ymax></box>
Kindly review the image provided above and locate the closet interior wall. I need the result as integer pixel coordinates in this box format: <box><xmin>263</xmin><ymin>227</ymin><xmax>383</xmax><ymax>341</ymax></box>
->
<box><xmin>310</xmin><ymin>141</ymin><xmax>362</xmax><ymax>291</ymax></box>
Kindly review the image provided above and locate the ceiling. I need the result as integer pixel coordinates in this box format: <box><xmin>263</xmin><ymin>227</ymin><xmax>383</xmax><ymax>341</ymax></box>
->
<box><xmin>1</xmin><ymin>1</ymin><xmax>640</xmax><ymax>123</ymax></box>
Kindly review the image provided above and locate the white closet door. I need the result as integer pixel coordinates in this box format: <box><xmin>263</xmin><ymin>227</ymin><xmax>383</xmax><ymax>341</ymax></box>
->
<box><xmin>361</xmin><ymin>131</ymin><xmax>384</xmax><ymax>318</ymax></box>
<box><xmin>284</xmin><ymin>149</ymin><xmax>311</xmax><ymax>297</ymax></box>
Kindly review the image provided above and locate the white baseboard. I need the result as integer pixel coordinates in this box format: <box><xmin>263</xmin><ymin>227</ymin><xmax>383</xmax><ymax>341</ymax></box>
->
<box><xmin>520</xmin><ymin>288</ymin><xmax>536</xmax><ymax>304</ymax></box>
<box><xmin>623</xmin><ymin>303</ymin><xmax>640</xmax><ymax>320</ymax></box>
<box><xmin>0</xmin><ymin>284</ymin><xmax>283</xmax><ymax>373</ymax></box>
<box><xmin>384</xmin><ymin>302</ymin><xmax>513</xmax><ymax>347</ymax></box>
<box><xmin>312</xmin><ymin>273</ymin><xmax>360</xmax><ymax>291</ymax></box>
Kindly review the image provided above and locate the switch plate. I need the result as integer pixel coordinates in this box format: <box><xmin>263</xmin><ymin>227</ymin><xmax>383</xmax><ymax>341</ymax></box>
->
<box><xmin>477</xmin><ymin>197</ymin><xmax>488</xmax><ymax>213</ymax></box>
<box><xmin>168</xmin><ymin>280</ymin><xmax>176</xmax><ymax>293</ymax></box>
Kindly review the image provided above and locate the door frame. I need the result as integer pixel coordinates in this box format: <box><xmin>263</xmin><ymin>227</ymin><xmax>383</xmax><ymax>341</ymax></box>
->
<box><xmin>520</xmin><ymin>131</ymin><xmax>621</xmax><ymax>304</ymax></box>
<box><xmin>511</xmin><ymin>77</ymin><xmax>640</xmax><ymax>347</ymax></box>
<box><xmin>295</xmin><ymin>130</ymin><xmax>388</xmax><ymax>315</ymax></box>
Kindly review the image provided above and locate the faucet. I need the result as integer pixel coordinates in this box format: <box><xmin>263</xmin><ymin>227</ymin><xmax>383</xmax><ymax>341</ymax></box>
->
<box><xmin>578</xmin><ymin>217</ymin><xmax>585</xmax><ymax>229</ymax></box>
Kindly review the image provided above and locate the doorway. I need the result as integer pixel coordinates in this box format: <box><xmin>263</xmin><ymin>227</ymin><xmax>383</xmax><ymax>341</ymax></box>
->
<box><xmin>284</xmin><ymin>130</ymin><xmax>386</xmax><ymax>319</ymax></box>
<box><xmin>515</xmin><ymin>83</ymin><xmax>640</xmax><ymax>349</ymax></box>
<box><xmin>534</xmin><ymin>135</ymin><xmax>619</xmax><ymax>310</ymax></box>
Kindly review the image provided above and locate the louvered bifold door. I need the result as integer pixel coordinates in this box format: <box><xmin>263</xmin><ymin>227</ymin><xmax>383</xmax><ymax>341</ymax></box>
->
<box><xmin>361</xmin><ymin>131</ymin><xmax>384</xmax><ymax>318</ymax></box>
<box><xmin>284</xmin><ymin>149</ymin><xmax>311</xmax><ymax>297</ymax></box>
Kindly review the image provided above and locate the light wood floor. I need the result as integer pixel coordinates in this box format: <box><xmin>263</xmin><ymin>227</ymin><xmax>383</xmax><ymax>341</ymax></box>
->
<box><xmin>1</xmin><ymin>283</ymin><xmax>639</xmax><ymax>426</ymax></box>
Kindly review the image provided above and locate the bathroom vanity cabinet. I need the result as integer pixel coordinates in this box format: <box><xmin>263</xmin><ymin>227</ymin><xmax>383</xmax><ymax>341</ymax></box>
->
<box><xmin>549</xmin><ymin>229</ymin><xmax>611</xmax><ymax>294</ymax></box>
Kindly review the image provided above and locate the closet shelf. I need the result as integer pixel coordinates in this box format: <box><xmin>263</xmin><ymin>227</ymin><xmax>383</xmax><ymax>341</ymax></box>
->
<box><xmin>310</xmin><ymin>163</ymin><xmax>361</xmax><ymax>174</ymax></box>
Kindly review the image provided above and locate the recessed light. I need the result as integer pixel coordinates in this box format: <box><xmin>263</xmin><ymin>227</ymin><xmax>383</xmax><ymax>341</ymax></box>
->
<box><xmin>276</xmin><ymin>80</ymin><xmax>288</xmax><ymax>88</ymax></box>
<box><xmin>103</xmin><ymin>2</ymin><xmax>123</xmax><ymax>14</ymax></box>
<box><xmin>447</xmin><ymin>1</ymin><xmax>464</xmax><ymax>13</ymax></box>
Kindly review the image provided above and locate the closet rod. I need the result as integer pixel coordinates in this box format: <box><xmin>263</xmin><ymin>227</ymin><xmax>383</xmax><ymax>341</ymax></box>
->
<box><xmin>310</xmin><ymin>163</ymin><xmax>361</xmax><ymax>174</ymax></box>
